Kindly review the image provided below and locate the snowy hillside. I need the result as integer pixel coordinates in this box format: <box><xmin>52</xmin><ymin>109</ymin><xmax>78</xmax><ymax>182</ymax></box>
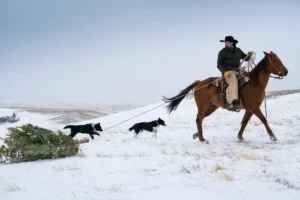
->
<box><xmin>0</xmin><ymin>94</ymin><xmax>300</xmax><ymax>200</ymax></box>
<box><xmin>0</xmin><ymin>103</ymin><xmax>140</xmax><ymax>124</ymax></box>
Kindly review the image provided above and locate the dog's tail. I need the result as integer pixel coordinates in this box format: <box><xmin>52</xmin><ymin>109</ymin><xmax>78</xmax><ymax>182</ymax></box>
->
<box><xmin>129</xmin><ymin>126</ymin><xmax>134</xmax><ymax>131</ymax></box>
<box><xmin>64</xmin><ymin>125</ymin><xmax>73</xmax><ymax>129</ymax></box>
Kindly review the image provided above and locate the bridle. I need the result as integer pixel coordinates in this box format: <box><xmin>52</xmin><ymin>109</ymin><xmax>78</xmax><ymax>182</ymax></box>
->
<box><xmin>246</xmin><ymin>54</ymin><xmax>284</xmax><ymax>80</ymax></box>
<box><xmin>267</xmin><ymin>56</ymin><xmax>284</xmax><ymax>79</ymax></box>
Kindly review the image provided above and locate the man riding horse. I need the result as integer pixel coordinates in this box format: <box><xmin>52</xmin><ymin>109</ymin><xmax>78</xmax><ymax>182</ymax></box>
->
<box><xmin>163</xmin><ymin>36</ymin><xmax>288</xmax><ymax>143</ymax></box>
<box><xmin>217</xmin><ymin>36</ymin><xmax>252</xmax><ymax>110</ymax></box>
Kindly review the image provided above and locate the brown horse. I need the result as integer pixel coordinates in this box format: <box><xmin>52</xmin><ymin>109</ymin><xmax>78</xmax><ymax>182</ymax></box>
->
<box><xmin>162</xmin><ymin>51</ymin><xmax>288</xmax><ymax>143</ymax></box>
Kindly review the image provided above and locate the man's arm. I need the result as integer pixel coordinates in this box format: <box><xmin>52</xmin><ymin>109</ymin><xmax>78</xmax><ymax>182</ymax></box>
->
<box><xmin>217</xmin><ymin>51</ymin><xmax>227</xmax><ymax>75</ymax></box>
<box><xmin>241</xmin><ymin>49</ymin><xmax>250</xmax><ymax>61</ymax></box>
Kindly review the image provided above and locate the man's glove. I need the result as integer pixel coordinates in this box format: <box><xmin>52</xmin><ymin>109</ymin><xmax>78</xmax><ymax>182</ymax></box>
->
<box><xmin>248</xmin><ymin>51</ymin><xmax>253</xmax><ymax>57</ymax></box>
<box><xmin>224</xmin><ymin>71</ymin><xmax>230</xmax><ymax>78</ymax></box>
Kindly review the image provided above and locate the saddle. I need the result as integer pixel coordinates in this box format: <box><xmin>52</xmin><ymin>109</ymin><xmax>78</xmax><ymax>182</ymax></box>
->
<box><xmin>210</xmin><ymin>72</ymin><xmax>248</xmax><ymax>112</ymax></box>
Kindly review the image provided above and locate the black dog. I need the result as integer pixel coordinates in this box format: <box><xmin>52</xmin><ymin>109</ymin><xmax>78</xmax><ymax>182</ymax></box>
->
<box><xmin>129</xmin><ymin>117</ymin><xmax>166</xmax><ymax>138</ymax></box>
<box><xmin>64</xmin><ymin>123</ymin><xmax>103</xmax><ymax>139</ymax></box>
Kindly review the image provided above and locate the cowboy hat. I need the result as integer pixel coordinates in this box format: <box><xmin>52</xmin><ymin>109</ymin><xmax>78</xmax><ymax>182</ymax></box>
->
<box><xmin>220</xmin><ymin>36</ymin><xmax>238</xmax><ymax>44</ymax></box>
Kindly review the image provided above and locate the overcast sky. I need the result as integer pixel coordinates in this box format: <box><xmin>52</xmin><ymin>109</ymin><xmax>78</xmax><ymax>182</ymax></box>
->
<box><xmin>0</xmin><ymin>0</ymin><xmax>299</xmax><ymax>106</ymax></box>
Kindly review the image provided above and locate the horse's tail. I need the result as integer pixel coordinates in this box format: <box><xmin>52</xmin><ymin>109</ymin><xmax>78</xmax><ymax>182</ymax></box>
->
<box><xmin>162</xmin><ymin>81</ymin><xmax>199</xmax><ymax>114</ymax></box>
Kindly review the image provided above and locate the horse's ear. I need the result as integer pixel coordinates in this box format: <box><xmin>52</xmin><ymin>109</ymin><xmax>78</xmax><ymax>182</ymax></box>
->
<box><xmin>263</xmin><ymin>51</ymin><xmax>269</xmax><ymax>56</ymax></box>
<box><xmin>270</xmin><ymin>51</ymin><xmax>277</xmax><ymax>57</ymax></box>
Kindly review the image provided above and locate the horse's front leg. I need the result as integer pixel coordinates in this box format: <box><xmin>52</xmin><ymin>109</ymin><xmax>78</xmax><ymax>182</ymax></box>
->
<box><xmin>253</xmin><ymin>108</ymin><xmax>277</xmax><ymax>141</ymax></box>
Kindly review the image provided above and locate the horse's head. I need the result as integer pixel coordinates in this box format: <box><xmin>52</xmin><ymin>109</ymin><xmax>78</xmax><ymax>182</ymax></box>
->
<box><xmin>263</xmin><ymin>51</ymin><xmax>288</xmax><ymax>78</ymax></box>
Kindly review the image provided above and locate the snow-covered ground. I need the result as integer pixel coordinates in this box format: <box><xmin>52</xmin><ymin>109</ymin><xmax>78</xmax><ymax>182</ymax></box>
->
<box><xmin>0</xmin><ymin>103</ymin><xmax>139</xmax><ymax>124</ymax></box>
<box><xmin>0</xmin><ymin>94</ymin><xmax>300</xmax><ymax>200</ymax></box>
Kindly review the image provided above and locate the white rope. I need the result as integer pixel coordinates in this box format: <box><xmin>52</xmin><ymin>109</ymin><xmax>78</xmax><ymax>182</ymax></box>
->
<box><xmin>239</xmin><ymin>52</ymin><xmax>256</xmax><ymax>80</ymax></box>
<box><xmin>1</xmin><ymin>52</ymin><xmax>257</xmax><ymax>150</ymax></box>
<box><xmin>103</xmin><ymin>54</ymin><xmax>256</xmax><ymax>132</ymax></box>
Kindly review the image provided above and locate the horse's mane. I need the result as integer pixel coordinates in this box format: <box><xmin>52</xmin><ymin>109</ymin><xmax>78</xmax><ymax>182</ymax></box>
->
<box><xmin>249</xmin><ymin>57</ymin><xmax>266</xmax><ymax>83</ymax></box>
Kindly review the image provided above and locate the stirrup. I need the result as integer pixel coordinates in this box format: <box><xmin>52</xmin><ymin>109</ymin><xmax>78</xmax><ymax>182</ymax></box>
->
<box><xmin>225</xmin><ymin>102</ymin><xmax>241</xmax><ymax>112</ymax></box>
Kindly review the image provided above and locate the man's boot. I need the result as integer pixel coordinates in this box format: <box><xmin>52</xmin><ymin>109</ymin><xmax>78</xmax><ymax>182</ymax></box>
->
<box><xmin>232</xmin><ymin>99</ymin><xmax>243</xmax><ymax>110</ymax></box>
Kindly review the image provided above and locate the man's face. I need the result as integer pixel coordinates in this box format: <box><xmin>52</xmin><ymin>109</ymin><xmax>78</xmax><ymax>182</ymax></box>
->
<box><xmin>225</xmin><ymin>41</ymin><xmax>233</xmax><ymax>48</ymax></box>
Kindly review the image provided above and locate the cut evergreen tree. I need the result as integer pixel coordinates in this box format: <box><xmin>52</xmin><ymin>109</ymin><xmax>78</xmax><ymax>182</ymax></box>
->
<box><xmin>0</xmin><ymin>124</ymin><xmax>80</xmax><ymax>163</ymax></box>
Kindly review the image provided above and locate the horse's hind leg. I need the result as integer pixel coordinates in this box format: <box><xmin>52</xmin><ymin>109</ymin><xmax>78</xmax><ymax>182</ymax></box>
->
<box><xmin>204</xmin><ymin>104</ymin><xmax>218</xmax><ymax>118</ymax></box>
<box><xmin>193</xmin><ymin>104</ymin><xmax>218</xmax><ymax>142</ymax></box>
<box><xmin>196</xmin><ymin>113</ymin><xmax>210</xmax><ymax>143</ymax></box>
<box><xmin>237</xmin><ymin>110</ymin><xmax>253</xmax><ymax>141</ymax></box>
<box><xmin>196</xmin><ymin>115</ymin><xmax>207</xmax><ymax>143</ymax></box>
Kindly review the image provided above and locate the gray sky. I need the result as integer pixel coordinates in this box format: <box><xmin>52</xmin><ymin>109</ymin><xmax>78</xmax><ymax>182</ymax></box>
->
<box><xmin>0</xmin><ymin>0</ymin><xmax>299</xmax><ymax>106</ymax></box>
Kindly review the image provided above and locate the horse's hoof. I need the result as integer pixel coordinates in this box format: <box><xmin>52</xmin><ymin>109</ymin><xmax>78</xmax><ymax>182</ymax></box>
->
<box><xmin>193</xmin><ymin>133</ymin><xmax>198</xmax><ymax>139</ymax></box>
<box><xmin>270</xmin><ymin>136</ymin><xmax>277</xmax><ymax>141</ymax></box>
<box><xmin>238</xmin><ymin>136</ymin><xmax>245</xmax><ymax>142</ymax></box>
<box><xmin>200</xmin><ymin>139</ymin><xmax>209</xmax><ymax>144</ymax></box>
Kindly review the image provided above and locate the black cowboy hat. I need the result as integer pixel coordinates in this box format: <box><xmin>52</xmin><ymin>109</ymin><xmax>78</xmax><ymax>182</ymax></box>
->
<box><xmin>220</xmin><ymin>36</ymin><xmax>238</xmax><ymax>44</ymax></box>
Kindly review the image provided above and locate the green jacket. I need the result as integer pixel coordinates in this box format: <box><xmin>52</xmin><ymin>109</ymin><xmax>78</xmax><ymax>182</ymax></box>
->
<box><xmin>217</xmin><ymin>47</ymin><xmax>249</xmax><ymax>75</ymax></box>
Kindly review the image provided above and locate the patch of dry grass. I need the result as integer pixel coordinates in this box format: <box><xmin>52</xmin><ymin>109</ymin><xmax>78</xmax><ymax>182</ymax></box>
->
<box><xmin>206</xmin><ymin>148</ymin><xmax>272</xmax><ymax>164</ymax></box>
<box><xmin>219</xmin><ymin>172</ymin><xmax>234</xmax><ymax>181</ymax></box>
<box><xmin>192</xmin><ymin>164</ymin><xmax>201</xmax><ymax>171</ymax></box>
<box><xmin>6</xmin><ymin>184</ymin><xmax>21</xmax><ymax>191</ymax></box>
<box><xmin>77</xmin><ymin>151</ymin><xmax>86</xmax><ymax>157</ymax></box>
<box><xmin>274</xmin><ymin>176</ymin><xmax>300</xmax><ymax>190</ymax></box>
<box><xmin>249</xmin><ymin>120</ymin><xmax>262</xmax><ymax>126</ymax></box>
<box><xmin>262</xmin><ymin>161</ymin><xmax>267</xmax><ymax>173</ymax></box>
<box><xmin>180</xmin><ymin>164</ymin><xmax>201</xmax><ymax>174</ymax></box>
<box><xmin>294</xmin><ymin>115</ymin><xmax>300</xmax><ymax>120</ymax></box>
<box><xmin>96</xmin><ymin>153</ymin><xmax>135</xmax><ymax>158</ymax></box>
<box><xmin>294</xmin><ymin>127</ymin><xmax>300</xmax><ymax>137</ymax></box>
<box><xmin>238</xmin><ymin>153</ymin><xmax>272</xmax><ymax>162</ymax></box>
<box><xmin>214</xmin><ymin>164</ymin><xmax>224</xmax><ymax>172</ymax></box>
<box><xmin>263</xmin><ymin>155</ymin><xmax>272</xmax><ymax>162</ymax></box>
<box><xmin>144</xmin><ymin>168</ymin><xmax>157</xmax><ymax>173</ymax></box>
<box><xmin>240</xmin><ymin>153</ymin><xmax>259</xmax><ymax>160</ymax></box>
<box><xmin>180</xmin><ymin>165</ymin><xmax>191</xmax><ymax>174</ymax></box>
<box><xmin>53</xmin><ymin>164</ymin><xmax>79</xmax><ymax>172</ymax></box>
<box><xmin>183</xmin><ymin>149</ymin><xmax>195</xmax><ymax>156</ymax></box>
<box><xmin>194</xmin><ymin>153</ymin><xmax>201</xmax><ymax>161</ymax></box>
<box><xmin>95</xmin><ymin>184</ymin><xmax>122</xmax><ymax>193</ymax></box>
<box><xmin>284</xmin><ymin>119</ymin><xmax>293</xmax><ymax>124</ymax></box>
<box><xmin>218</xmin><ymin>149</ymin><xmax>236</xmax><ymax>159</ymax></box>
<box><xmin>1</xmin><ymin>180</ymin><xmax>22</xmax><ymax>192</ymax></box>
<box><xmin>96</xmin><ymin>153</ymin><xmax>113</xmax><ymax>158</ymax></box>
<box><xmin>270</xmin><ymin>121</ymin><xmax>284</xmax><ymax>126</ymax></box>
<box><xmin>161</xmin><ymin>149</ymin><xmax>168</xmax><ymax>155</ymax></box>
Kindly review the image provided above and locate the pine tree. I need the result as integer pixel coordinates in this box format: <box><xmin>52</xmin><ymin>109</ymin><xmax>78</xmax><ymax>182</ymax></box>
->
<box><xmin>0</xmin><ymin>124</ymin><xmax>79</xmax><ymax>163</ymax></box>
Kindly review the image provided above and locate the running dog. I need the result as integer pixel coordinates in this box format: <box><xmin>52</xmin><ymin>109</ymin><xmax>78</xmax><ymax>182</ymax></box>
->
<box><xmin>129</xmin><ymin>118</ymin><xmax>166</xmax><ymax>138</ymax></box>
<box><xmin>64</xmin><ymin>123</ymin><xmax>103</xmax><ymax>139</ymax></box>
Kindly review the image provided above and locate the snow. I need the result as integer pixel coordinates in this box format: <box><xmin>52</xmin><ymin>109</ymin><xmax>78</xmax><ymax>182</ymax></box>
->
<box><xmin>0</xmin><ymin>94</ymin><xmax>300</xmax><ymax>200</ymax></box>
